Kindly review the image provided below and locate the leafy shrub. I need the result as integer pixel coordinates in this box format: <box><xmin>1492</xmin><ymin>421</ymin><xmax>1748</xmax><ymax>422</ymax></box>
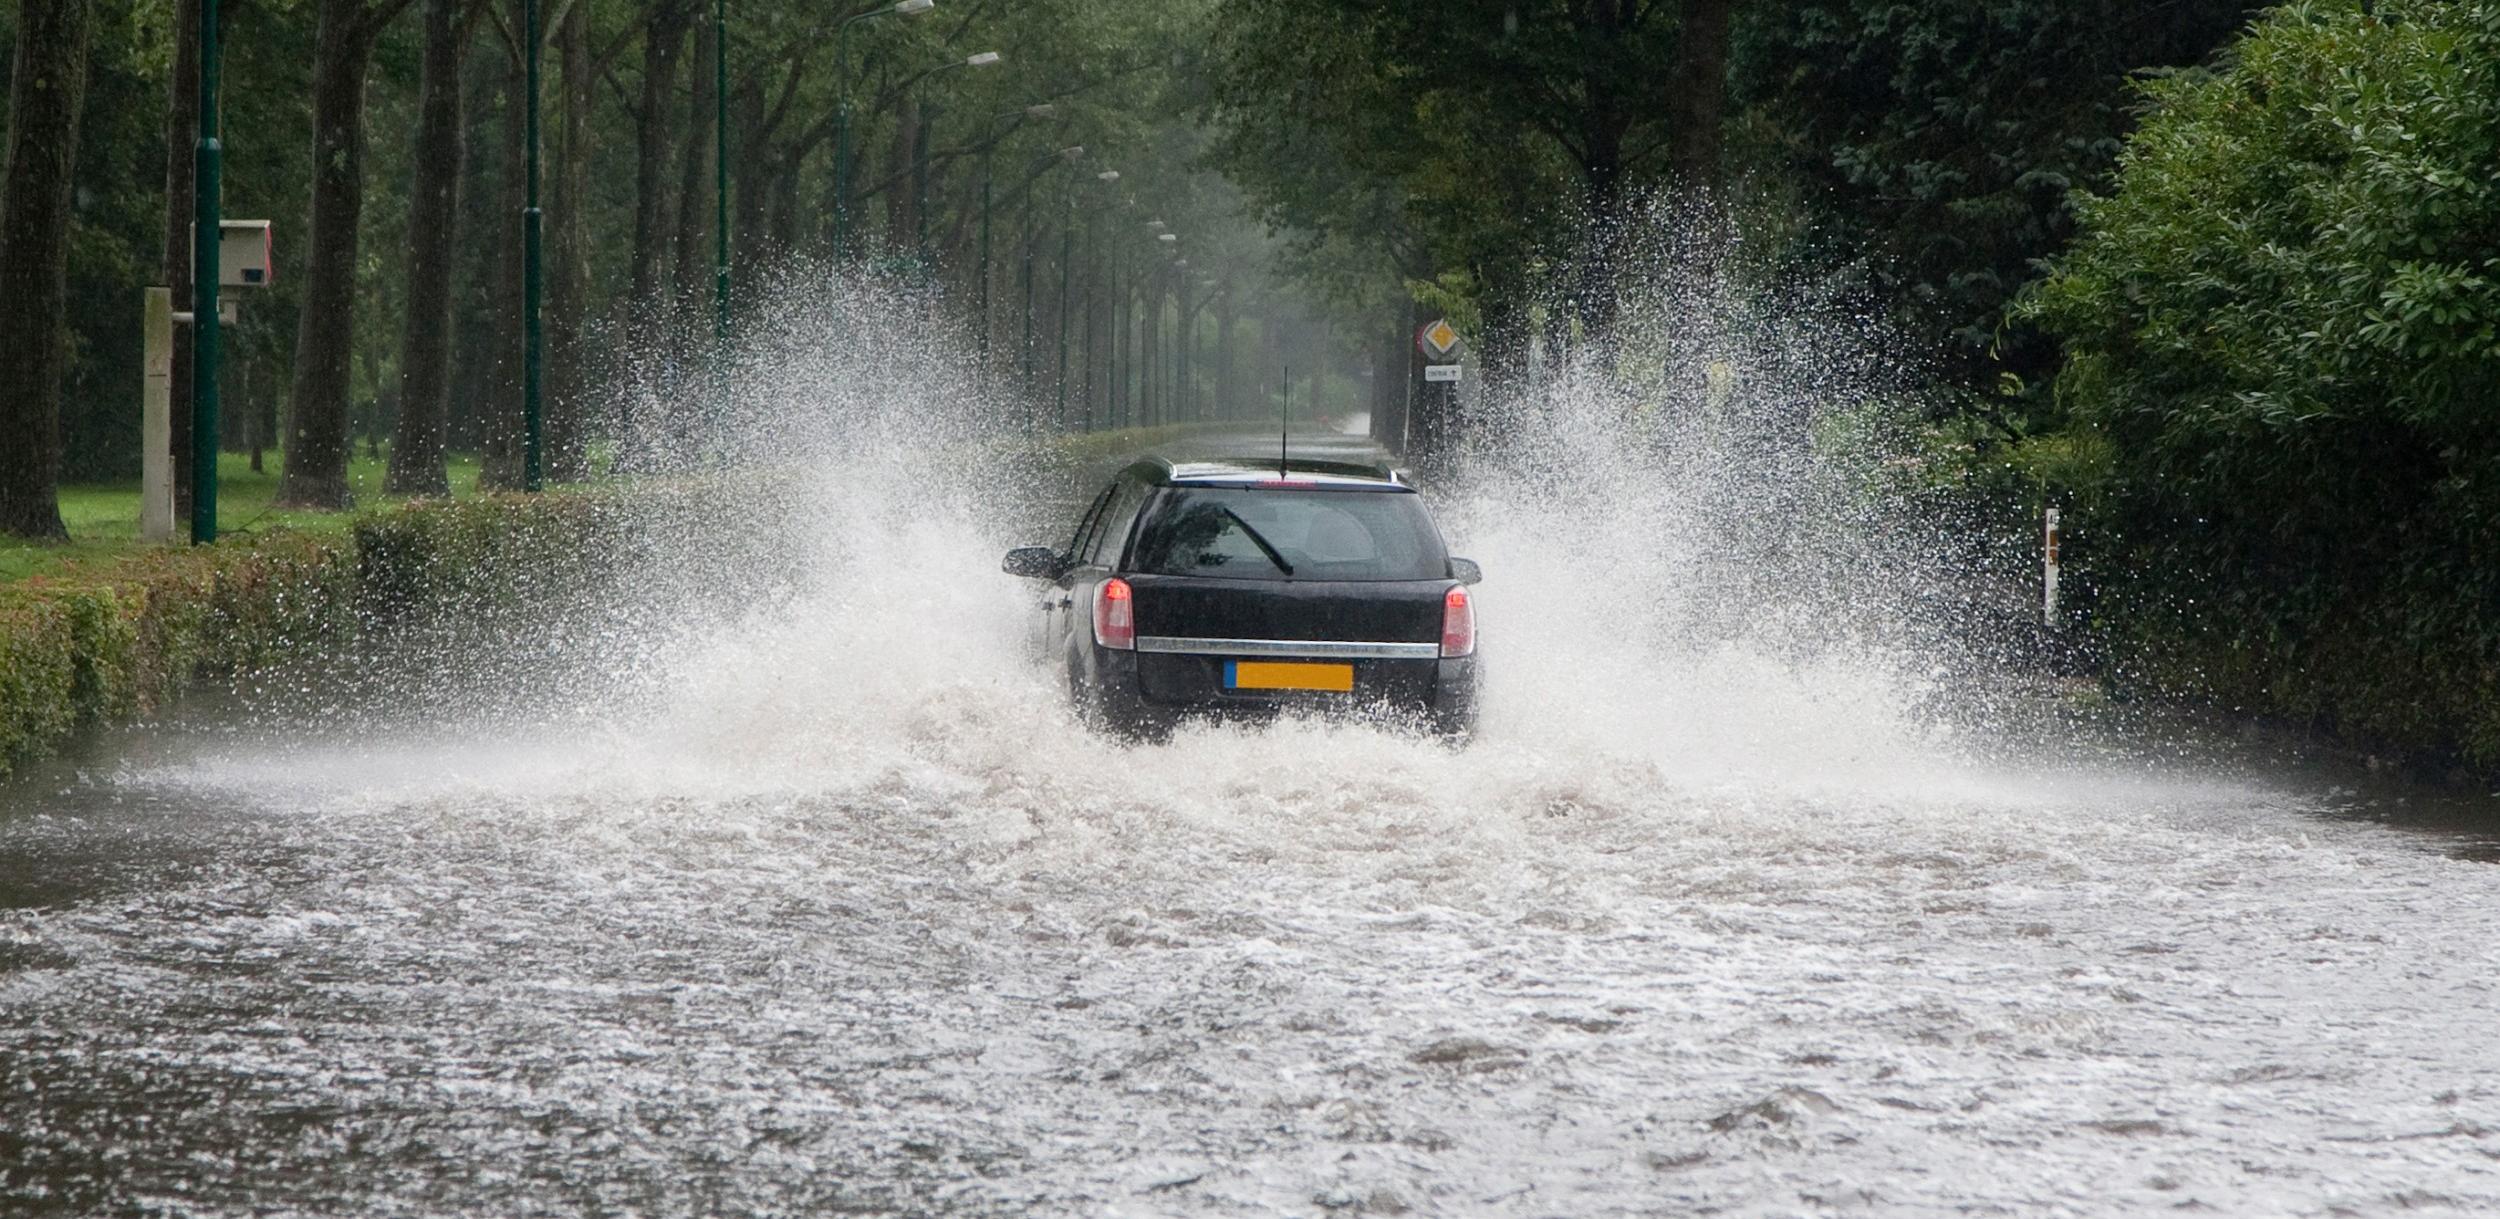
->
<box><xmin>2024</xmin><ymin>0</ymin><xmax>2500</xmax><ymax>771</ymax></box>
<box><xmin>0</xmin><ymin>489</ymin><xmax>697</xmax><ymax>778</ymax></box>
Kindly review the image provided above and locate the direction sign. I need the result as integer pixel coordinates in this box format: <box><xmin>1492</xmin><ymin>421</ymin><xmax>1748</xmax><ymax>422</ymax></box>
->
<box><xmin>1417</xmin><ymin>318</ymin><xmax>1460</xmax><ymax>358</ymax></box>
<box><xmin>1423</xmin><ymin>364</ymin><xmax>1462</xmax><ymax>383</ymax></box>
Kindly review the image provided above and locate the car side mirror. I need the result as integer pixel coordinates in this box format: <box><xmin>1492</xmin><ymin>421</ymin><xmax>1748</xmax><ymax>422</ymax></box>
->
<box><xmin>1002</xmin><ymin>546</ymin><xmax>1064</xmax><ymax>579</ymax></box>
<box><xmin>1449</xmin><ymin>557</ymin><xmax>1483</xmax><ymax>585</ymax></box>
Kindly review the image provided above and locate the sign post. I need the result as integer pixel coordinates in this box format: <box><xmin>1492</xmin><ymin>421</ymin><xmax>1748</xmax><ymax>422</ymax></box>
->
<box><xmin>1414</xmin><ymin>318</ymin><xmax>1464</xmax><ymax>453</ymax></box>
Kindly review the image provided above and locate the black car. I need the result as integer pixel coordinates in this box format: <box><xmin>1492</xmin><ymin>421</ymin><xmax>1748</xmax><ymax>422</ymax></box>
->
<box><xmin>1004</xmin><ymin>447</ymin><xmax>1482</xmax><ymax>738</ymax></box>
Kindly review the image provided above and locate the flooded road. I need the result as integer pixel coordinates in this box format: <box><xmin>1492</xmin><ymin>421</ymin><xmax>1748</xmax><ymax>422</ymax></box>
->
<box><xmin>6</xmin><ymin>640</ymin><xmax>2499</xmax><ymax>1217</ymax></box>
<box><xmin>8</xmin><ymin>282</ymin><xmax>2500</xmax><ymax>1216</ymax></box>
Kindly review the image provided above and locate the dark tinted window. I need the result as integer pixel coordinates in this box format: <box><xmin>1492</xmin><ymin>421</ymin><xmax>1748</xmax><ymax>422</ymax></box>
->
<box><xmin>1130</xmin><ymin>488</ymin><xmax>1449</xmax><ymax>581</ymax></box>
<box><xmin>1089</xmin><ymin>479</ymin><xmax>1151</xmax><ymax>565</ymax></box>
<box><xmin>1066</xmin><ymin>484</ymin><xmax>1116</xmax><ymax>559</ymax></box>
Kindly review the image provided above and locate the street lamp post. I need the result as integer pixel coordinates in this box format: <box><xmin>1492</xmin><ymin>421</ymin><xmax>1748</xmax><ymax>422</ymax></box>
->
<box><xmin>1013</xmin><ymin>148</ymin><xmax>1082</xmax><ymax>427</ymax></box>
<box><xmin>191</xmin><ymin>0</ymin><xmax>223</xmax><ymax>541</ymax></box>
<box><xmin>976</xmin><ymin>106</ymin><xmax>1059</xmax><ymax>379</ymax></box>
<box><xmin>1154</xmin><ymin>229</ymin><xmax>1177</xmax><ymax>424</ymax></box>
<box><xmin>1055</xmin><ymin>195</ymin><xmax>1074</xmax><ymax>427</ymax></box>
<box><xmin>1081</xmin><ymin>169</ymin><xmax>1117</xmax><ymax>428</ymax></box>
<box><xmin>869</xmin><ymin>49</ymin><xmax>1001</xmax><ymax>271</ymax></box>
<box><xmin>713</xmin><ymin>0</ymin><xmax>728</xmax><ymax>357</ymax></box>
<box><xmin>832</xmin><ymin>0</ymin><xmax>936</xmax><ymax>257</ymax></box>
<box><xmin>523</xmin><ymin>0</ymin><xmax>545</xmax><ymax>490</ymax></box>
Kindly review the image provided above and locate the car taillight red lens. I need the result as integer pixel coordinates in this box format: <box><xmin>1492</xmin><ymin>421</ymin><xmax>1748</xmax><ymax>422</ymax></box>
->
<box><xmin>1094</xmin><ymin>578</ymin><xmax>1136</xmax><ymax>650</ymax></box>
<box><xmin>1440</xmin><ymin>585</ymin><xmax>1475</xmax><ymax>658</ymax></box>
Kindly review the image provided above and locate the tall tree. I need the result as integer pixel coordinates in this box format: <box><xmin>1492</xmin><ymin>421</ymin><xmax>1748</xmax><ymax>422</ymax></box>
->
<box><xmin>478</xmin><ymin>12</ymin><xmax>529</xmax><ymax>489</ymax></box>
<box><xmin>279</xmin><ymin>0</ymin><xmax>418</xmax><ymax>508</ymax></box>
<box><xmin>386</xmin><ymin>0</ymin><xmax>478</xmax><ymax>495</ymax></box>
<box><xmin>1207</xmin><ymin>0</ymin><xmax>1738</xmax><ymax>357</ymax></box>
<box><xmin>546</xmin><ymin>0</ymin><xmax>593</xmax><ymax>481</ymax></box>
<box><xmin>1740</xmin><ymin>0</ymin><xmax>2252</xmax><ymax>391</ymax></box>
<box><xmin>671</xmin><ymin>10</ymin><xmax>719</xmax><ymax>349</ymax></box>
<box><xmin>621</xmin><ymin>0</ymin><xmax>694</xmax><ymax>466</ymax></box>
<box><xmin>161</xmin><ymin>0</ymin><xmax>202</xmax><ymax>519</ymax></box>
<box><xmin>0</xmin><ymin>0</ymin><xmax>98</xmax><ymax>539</ymax></box>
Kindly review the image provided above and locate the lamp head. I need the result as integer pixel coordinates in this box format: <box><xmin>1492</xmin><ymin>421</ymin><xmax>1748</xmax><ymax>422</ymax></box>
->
<box><xmin>1096</xmin><ymin>169</ymin><xmax>1121</xmax><ymax>182</ymax></box>
<box><xmin>894</xmin><ymin>0</ymin><xmax>935</xmax><ymax>15</ymax></box>
<box><xmin>966</xmin><ymin>51</ymin><xmax>1003</xmax><ymax>68</ymax></box>
<box><xmin>1025</xmin><ymin>103</ymin><xmax>1058</xmax><ymax>118</ymax></box>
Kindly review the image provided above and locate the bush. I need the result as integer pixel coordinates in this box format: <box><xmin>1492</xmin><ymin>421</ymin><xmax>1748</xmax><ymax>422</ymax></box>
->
<box><xmin>2023</xmin><ymin>1</ymin><xmax>2500</xmax><ymax>771</ymax></box>
<box><xmin>0</xmin><ymin>488</ymin><xmax>704</xmax><ymax>778</ymax></box>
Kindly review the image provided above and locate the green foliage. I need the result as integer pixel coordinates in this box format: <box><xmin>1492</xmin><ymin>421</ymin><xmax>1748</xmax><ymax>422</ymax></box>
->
<box><xmin>0</xmin><ymin>486</ymin><xmax>679</xmax><ymax>777</ymax></box>
<box><xmin>2025</xmin><ymin>0</ymin><xmax>2500</xmax><ymax>771</ymax></box>
<box><xmin>1203</xmin><ymin>0</ymin><xmax>1702</xmax><ymax>358</ymax></box>
<box><xmin>1736</xmin><ymin>0</ymin><xmax>2254</xmax><ymax>390</ymax></box>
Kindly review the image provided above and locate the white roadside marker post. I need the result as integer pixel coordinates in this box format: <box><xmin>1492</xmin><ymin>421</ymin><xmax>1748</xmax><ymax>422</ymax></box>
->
<box><xmin>141</xmin><ymin>288</ymin><xmax>176</xmax><ymax>543</ymax></box>
<box><xmin>2044</xmin><ymin>506</ymin><xmax>2062</xmax><ymax>628</ymax></box>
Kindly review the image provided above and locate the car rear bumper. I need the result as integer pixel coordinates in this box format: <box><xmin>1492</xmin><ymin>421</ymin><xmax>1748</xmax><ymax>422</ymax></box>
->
<box><xmin>1091</xmin><ymin>643</ymin><xmax>1478</xmax><ymax>735</ymax></box>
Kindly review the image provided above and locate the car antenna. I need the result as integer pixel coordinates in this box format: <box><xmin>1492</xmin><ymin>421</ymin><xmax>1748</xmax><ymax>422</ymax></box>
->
<box><xmin>1279</xmin><ymin>366</ymin><xmax>1290</xmax><ymax>478</ymax></box>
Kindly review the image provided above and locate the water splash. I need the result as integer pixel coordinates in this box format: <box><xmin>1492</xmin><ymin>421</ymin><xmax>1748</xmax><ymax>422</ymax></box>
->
<box><xmin>13</xmin><ymin>222</ymin><xmax>2500</xmax><ymax>1219</ymax></box>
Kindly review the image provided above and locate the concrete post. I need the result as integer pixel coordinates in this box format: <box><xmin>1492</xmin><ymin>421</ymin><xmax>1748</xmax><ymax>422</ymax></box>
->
<box><xmin>142</xmin><ymin>288</ymin><xmax>176</xmax><ymax>542</ymax></box>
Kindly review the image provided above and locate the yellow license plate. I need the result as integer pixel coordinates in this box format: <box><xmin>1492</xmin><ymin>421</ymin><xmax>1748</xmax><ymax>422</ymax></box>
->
<box><xmin>1226</xmin><ymin>660</ymin><xmax>1354</xmax><ymax>692</ymax></box>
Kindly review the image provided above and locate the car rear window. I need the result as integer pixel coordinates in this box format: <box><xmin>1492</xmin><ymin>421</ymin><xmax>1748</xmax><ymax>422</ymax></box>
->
<box><xmin>1128</xmin><ymin>487</ymin><xmax>1450</xmax><ymax>582</ymax></box>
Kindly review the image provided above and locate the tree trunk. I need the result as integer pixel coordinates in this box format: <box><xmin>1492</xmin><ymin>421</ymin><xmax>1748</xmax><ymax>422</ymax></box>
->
<box><xmin>547</xmin><ymin>0</ymin><xmax>593</xmax><ymax>480</ymax></box>
<box><xmin>1175</xmin><ymin>279</ymin><xmax>1194</xmax><ymax>423</ymax></box>
<box><xmin>478</xmin><ymin>38</ymin><xmax>528</xmax><ymax>490</ymax></box>
<box><xmin>385</xmin><ymin>0</ymin><xmax>471</xmax><ymax>495</ymax></box>
<box><xmin>281</xmin><ymin>0</ymin><xmax>400</xmax><ymax>509</ymax></box>
<box><xmin>1574</xmin><ymin>115</ymin><xmax>1627</xmax><ymax>353</ymax></box>
<box><xmin>1371</xmin><ymin>315</ymin><xmax>1406</xmax><ymax>453</ymax></box>
<box><xmin>447</xmin><ymin>53</ymin><xmax>502</xmax><ymax>451</ymax></box>
<box><xmin>768</xmin><ymin>154</ymin><xmax>805</xmax><ymax>256</ymax></box>
<box><xmin>1210</xmin><ymin>295</ymin><xmax>1233</xmax><ymax>423</ymax></box>
<box><xmin>162</xmin><ymin>0</ymin><xmax>201</xmax><ymax>519</ymax></box>
<box><xmin>885</xmin><ymin>96</ymin><xmax>920</xmax><ymax>249</ymax></box>
<box><xmin>731</xmin><ymin>83</ymin><xmax>774</xmax><ymax>267</ymax></box>
<box><xmin>1666</xmin><ymin>0</ymin><xmax>1734</xmax><ymax>193</ymax></box>
<box><xmin>671</xmin><ymin>11</ymin><xmax>718</xmax><ymax>351</ymax></box>
<box><xmin>627</xmin><ymin>0</ymin><xmax>691</xmax><ymax>389</ymax></box>
<box><xmin>0</xmin><ymin>0</ymin><xmax>95</xmax><ymax>539</ymax></box>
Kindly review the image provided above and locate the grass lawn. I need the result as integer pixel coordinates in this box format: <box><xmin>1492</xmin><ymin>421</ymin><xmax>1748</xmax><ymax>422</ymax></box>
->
<box><xmin>3</xmin><ymin>450</ymin><xmax>484</xmax><ymax>584</ymax></box>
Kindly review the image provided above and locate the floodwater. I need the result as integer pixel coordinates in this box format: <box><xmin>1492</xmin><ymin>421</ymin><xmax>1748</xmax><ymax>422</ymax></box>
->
<box><xmin>6</xmin><ymin>485</ymin><xmax>2498</xmax><ymax>1218</ymax></box>
<box><xmin>7</xmin><ymin>265</ymin><xmax>2500</xmax><ymax>1216</ymax></box>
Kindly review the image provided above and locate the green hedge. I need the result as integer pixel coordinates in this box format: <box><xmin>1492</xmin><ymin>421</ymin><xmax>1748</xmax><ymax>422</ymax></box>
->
<box><xmin>2020</xmin><ymin>0</ymin><xmax>2500</xmax><ymax>777</ymax></box>
<box><xmin>0</xmin><ymin>488</ymin><xmax>692</xmax><ymax>778</ymax></box>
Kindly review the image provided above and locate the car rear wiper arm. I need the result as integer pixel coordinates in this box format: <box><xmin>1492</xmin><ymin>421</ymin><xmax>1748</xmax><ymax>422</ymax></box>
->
<box><xmin>1217</xmin><ymin>507</ymin><xmax>1295</xmax><ymax>575</ymax></box>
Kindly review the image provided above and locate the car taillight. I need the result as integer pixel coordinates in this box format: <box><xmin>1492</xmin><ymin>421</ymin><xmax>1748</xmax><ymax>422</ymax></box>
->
<box><xmin>1440</xmin><ymin>585</ymin><xmax>1475</xmax><ymax>658</ymax></box>
<box><xmin>1094</xmin><ymin>578</ymin><xmax>1136</xmax><ymax>650</ymax></box>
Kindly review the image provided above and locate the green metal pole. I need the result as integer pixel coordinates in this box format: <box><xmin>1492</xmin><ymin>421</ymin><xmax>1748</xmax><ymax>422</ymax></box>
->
<box><xmin>1019</xmin><ymin>199</ymin><xmax>1035</xmax><ymax>429</ymax></box>
<box><xmin>522</xmin><ymin>0</ymin><xmax>544</xmax><ymax>490</ymax></box>
<box><xmin>1080</xmin><ymin>213</ymin><xmax>1095</xmax><ymax>430</ymax></box>
<box><xmin>713</xmin><ymin>0</ymin><xmax>729</xmax><ymax>422</ymax></box>
<box><xmin>1112</xmin><ymin>242</ymin><xmax>1125</xmax><ymax>428</ymax></box>
<box><xmin>831</xmin><ymin>21</ymin><xmax>852</xmax><ymax>257</ymax></box>
<box><xmin>913</xmin><ymin>104</ymin><xmax>933</xmax><ymax>260</ymax></box>
<box><xmin>713</xmin><ymin>0</ymin><xmax>728</xmax><ymax>323</ymax></box>
<box><xmin>190</xmin><ymin>0</ymin><xmax>222</xmax><ymax>543</ymax></box>
<box><xmin>977</xmin><ymin>156</ymin><xmax>992</xmax><ymax>376</ymax></box>
<box><xmin>1055</xmin><ymin>199</ymin><xmax>1072</xmax><ymax>428</ymax></box>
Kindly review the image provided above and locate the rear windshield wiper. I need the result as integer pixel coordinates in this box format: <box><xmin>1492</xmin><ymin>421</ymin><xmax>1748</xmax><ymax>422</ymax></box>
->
<box><xmin>1217</xmin><ymin>506</ymin><xmax>1295</xmax><ymax>576</ymax></box>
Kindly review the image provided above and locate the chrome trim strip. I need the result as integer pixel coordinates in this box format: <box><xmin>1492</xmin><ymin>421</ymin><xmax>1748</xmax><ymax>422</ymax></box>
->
<box><xmin>1135</xmin><ymin>636</ymin><xmax>1442</xmax><ymax>660</ymax></box>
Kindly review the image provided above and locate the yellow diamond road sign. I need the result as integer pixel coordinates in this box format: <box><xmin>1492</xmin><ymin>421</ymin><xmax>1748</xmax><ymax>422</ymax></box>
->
<box><xmin>1419</xmin><ymin>318</ymin><xmax>1460</xmax><ymax>358</ymax></box>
